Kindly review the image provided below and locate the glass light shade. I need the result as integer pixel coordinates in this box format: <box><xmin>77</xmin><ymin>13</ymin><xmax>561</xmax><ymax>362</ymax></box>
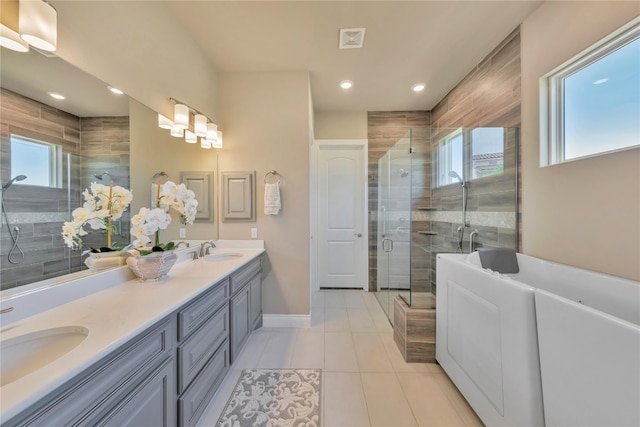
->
<box><xmin>19</xmin><ymin>0</ymin><xmax>57</xmax><ymax>52</ymax></box>
<box><xmin>158</xmin><ymin>114</ymin><xmax>173</xmax><ymax>130</ymax></box>
<box><xmin>194</xmin><ymin>114</ymin><xmax>207</xmax><ymax>137</ymax></box>
<box><xmin>173</xmin><ymin>104</ymin><xmax>189</xmax><ymax>129</ymax></box>
<box><xmin>170</xmin><ymin>125</ymin><xmax>184</xmax><ymax>138</ymax></box>
<box><xmin>0</xmin><ymin>25</ymin><xmax>29</xmax><ymax>52</ymax></box>
<box><xmin>206</xmin><ymin>122</ymin><xmax>218</xmax><ymax>141</ymax></box>
<box><xmin>200</xmin><ymin>138</ymin><xmax>211</xmax><ymax>149</ymax></box>
<box><xmin>212</xmin><ymin>130</ymin><xmax>223</xmax><ymax>149</ymax></box>
<box><xmin>185</xmin><ymin>130</ymin><xmax>197</xmax><ymax>144</ymax></box>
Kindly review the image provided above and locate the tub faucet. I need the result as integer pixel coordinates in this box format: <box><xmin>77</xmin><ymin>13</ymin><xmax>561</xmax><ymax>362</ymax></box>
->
<box><xmin>200</xmin><ymin>241</ymin><xmax>216</xmax><ymax>257</ymax></box>
<box><xmin>469</xmin><ymin>230</ymin><xmax>479</xmax><ymax>253</ymax></box>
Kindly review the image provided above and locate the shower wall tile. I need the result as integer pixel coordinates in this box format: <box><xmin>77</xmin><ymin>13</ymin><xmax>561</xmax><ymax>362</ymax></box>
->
<box><xmin>0</xmin><ymin>89</ymin><xmax>130</xmax><ymax>290</ymax></box>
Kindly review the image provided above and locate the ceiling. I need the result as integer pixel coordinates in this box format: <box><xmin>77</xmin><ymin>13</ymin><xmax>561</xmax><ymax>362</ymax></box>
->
<box><xmin>1</xmin><ymin>1</ymin><xmax>542</xmax><ymax>117</ymax></box>
<box><xmin>167</xmin><ymin>1</ymin><xmax>542</xmax><ymax>112</ymax></box>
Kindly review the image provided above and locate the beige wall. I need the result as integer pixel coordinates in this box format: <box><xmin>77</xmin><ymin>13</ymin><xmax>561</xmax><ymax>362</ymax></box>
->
<box><xmin>130</xmin><ymin>99</ymin><xmax>218</xmax><ymax>242</ymax></box>
<box><xmin>53</xmin><ymin>1</ymin><xmax>217</xmax><ymax>120</ymax></box>
<box><xmin>217</xmin><ymin>71</ymin><xmax>312</xmax><ymax>316</ymax></box>
<box><xmin>521</xmin><ymin>2</ymin><xmax>640</xmax><ymax>280</ymax></box>
<box><xmin>314</xmin><ymin>111</ymin><xmax>368</xmax><ymax>139</ymax></box>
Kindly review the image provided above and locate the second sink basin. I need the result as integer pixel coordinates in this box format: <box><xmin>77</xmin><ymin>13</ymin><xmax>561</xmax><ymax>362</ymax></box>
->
<box><xmin>204</xmin><ymin>253</ymin><xmax>243</xmax><ymax>262</ymax></box>
<box><xmin>1</xmin><ymin>326</ymin><xmax>89</xmax><ymax>387</ymax></box>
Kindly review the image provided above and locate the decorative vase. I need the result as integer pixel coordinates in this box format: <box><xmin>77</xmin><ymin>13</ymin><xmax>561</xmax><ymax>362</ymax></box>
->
<box><xmin>126</xmin><ymin>250</ymin><xmax>178</xmax><ymax>282</ymax></box>
<box><xmin>84</xmin><ymin>251</ymin><xmax>128</xmax><ymax>273</ymax></box>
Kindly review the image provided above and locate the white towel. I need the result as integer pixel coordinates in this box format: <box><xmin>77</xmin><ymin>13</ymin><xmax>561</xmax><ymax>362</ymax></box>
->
<box><xmin>264</xmin><ymin>182</ymin><xmax>281</xmax><ymax>215</ymax></box>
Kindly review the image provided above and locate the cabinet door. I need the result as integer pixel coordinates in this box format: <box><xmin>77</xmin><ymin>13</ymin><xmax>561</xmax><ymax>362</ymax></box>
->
<box><xmin>249</xmin><ymin>273</ymin><xmax>262</xmax><ymax>330</ymax></box>
<box><xmin>91</xmin><ymin>358</ymin><xmax>176</xmax><ymax>427</ymax></box>
<box><xmin>230</xmin><ymin>286</ymin><xmax>251</xmax><ymax>363</ymax></box>
<box><xmin>222</xmin><ymin>171</ymin><xmax>255</xmax><ymax>221</ymax></box>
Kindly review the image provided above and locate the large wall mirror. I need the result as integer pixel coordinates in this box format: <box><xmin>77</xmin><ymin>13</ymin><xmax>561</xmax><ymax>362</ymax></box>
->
<box><xmin>1</xmin><ymin>47</ymin><xmax>131</xmax><ymax>292</ymax></box>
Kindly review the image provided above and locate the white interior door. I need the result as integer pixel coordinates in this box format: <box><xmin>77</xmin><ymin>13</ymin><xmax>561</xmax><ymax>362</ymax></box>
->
<box><xmin>316</xmin><ymin>143</ymin><xmax>366</xmax><ymax>289</ymax></box>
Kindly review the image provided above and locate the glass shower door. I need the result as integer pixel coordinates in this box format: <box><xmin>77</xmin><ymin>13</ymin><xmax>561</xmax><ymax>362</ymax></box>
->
<box><xmin>376</xmin><ymin>131</ymin><xmax>412</xmax><ymax>323</ymax></box>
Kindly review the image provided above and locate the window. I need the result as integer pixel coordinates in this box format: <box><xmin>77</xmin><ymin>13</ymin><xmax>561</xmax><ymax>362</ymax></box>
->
<box><xmin>542</xmin><ymin>19</ymin><xmax>640</xmax><ymax>166</ymax></box>
<box><xmin>471</xmin><ymin>127</ymin><xmax>504</xmax><ymax>179</ymax></box>
<box><xmin>434</xmin><ymin>127</ymin><xmax>506</xmax><ymax>187</ymax></box>
<box><xmin>10</xmin><ymin>135</ymin><xmax>62</xmax><ymax>188</ymax></box>
<box><xmin>435</xmin><ymin>128</ymin><xmax>463</xmax><ymax>187</ymax></box>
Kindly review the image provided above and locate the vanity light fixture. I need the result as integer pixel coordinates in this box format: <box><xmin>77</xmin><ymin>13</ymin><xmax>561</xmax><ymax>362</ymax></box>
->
<box><xmin>19</xmin><ymin>0</ymin><xmax>57</xmax><ymax>52</ymax></box>
<box><xmin>0</xmin><ymin>0</ymin><xmax>29</xmax><ymax>52</ymax></box>
<box><xmin>185</xmin><ymin>130</ymin><xmax>197</xmax><ymax>144</ymax></box>
<box><xmin>411</xmin><ymin>83</ymin><xmax>426</xmax><ymax>92</ymax></box>
<box><xmin>170</xmin><ymin>124</ymin><xmax>184</xmax><ymax>138</ymax></box>
<box><xmin>108</xmin><ymin>86</ymin><xmax>124</xmax><ymax>95</ymax></box>
<box><xmin>340</xmin><ymin>80</ymin><xmax>353</xmax><ymax>90</ymax></box>
<box><xmin>173</xmin><ymin>103</ymin><xmax>189</xmax><ymax>130</ymax></box>
<box><xmin>161</xmin><ymin>97</ymin><xmax>221</xmax><ymax>149</ymax></box>
<box><xmin>194</xmin><ymin>114</ymin><xmax>208</xmax><ymax>137</ymax></box>
<box><xmin>158</xmin><ymin>114</ymin><xmax>174</xmax><ymax>130</ymax></box>
<box><xmin>212</xmin><ymin>131</ymin><xmax>223</xmax><ymax>149</ymax></box>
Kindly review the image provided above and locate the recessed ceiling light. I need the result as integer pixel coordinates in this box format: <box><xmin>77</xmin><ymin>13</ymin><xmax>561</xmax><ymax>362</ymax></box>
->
<box><xmin>593</xmin><ymin>78</ymin><xmax>609</xmax><ymax>85</ymax></box>
<box><xmin>48</xmin><ymin>92</ymin><xmax>65</xmax><ymax>100</ymax></box>
<box><xmin>109</xmin><ymin>86</ymin><xmax>124</xmax><ymax>95</ymax></box>
<box><xmin>412</xmin><ymin>83</ymin><xmax>426</xmax><ymax>92</ymax></box>
<box><xmin>340</xmin><ymin>80</ymin><xmax>353</xmax><ymax>90</ymax></box>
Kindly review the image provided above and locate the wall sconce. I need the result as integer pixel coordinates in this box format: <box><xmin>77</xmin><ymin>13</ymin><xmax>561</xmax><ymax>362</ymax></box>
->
<box><xmin>19</xmin><ymin>0</ymin><xmax>57</xmax><ymax>52</ymax></box>
<box><xmin>158</xmin><ymin>98</ymin><xmax>221</xmax><ymax>150</ymax></box>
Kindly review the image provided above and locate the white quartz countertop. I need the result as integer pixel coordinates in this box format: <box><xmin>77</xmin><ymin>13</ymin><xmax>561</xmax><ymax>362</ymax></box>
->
<box><xmin>0</xmin><ymin>244</ymin><xmax>265</xmax><ymax>422</ymax></box>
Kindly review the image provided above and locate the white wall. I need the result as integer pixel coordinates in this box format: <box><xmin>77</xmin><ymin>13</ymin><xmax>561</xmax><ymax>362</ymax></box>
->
<box><xmin>217</xmin><ymin>71</ymin><xmax>312</xmax><ymax>316</ymax></box>
<box><xmin>521</xmin><ymin>1</ymin><xmax>640</xmax><ymax>280</ymax></box>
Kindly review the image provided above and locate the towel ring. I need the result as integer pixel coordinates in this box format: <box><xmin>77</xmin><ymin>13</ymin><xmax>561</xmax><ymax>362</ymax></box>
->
<box><xmin>264</xmin><ymin>170</ymin><xmax>281</xmax><ymax>184</ymax></box>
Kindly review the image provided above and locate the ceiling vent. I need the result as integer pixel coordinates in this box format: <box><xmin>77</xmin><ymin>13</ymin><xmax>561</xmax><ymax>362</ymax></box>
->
<box><xmin>339</xmin><ymin>28</ymin><xmax>366</xmax><ymax>49</ymax></box>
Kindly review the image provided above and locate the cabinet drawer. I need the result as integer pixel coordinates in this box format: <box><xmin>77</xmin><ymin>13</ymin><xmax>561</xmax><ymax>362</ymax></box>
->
<box><xmin>178</xmin><ymin>278</ymin><xmax>229</xmax><ymax>340</ymax></box>
<box><xmin>9</xmin><ymin>319</ymin><xmax>175</xmax><ymax>427</ymax></box>
<box><xmin>230</xmin><ymin>257</ymin><xmax>261</xmax><ymax>295</ymax></box>
<box><xmin>177</xmin><ymin>305</ymin><xmax>229</xmax><ymax>394</ymax></box>
<box><xmin>179</xmin><ymin>341</ymin><xmax>229</xmax><ymax>427</ymax></box>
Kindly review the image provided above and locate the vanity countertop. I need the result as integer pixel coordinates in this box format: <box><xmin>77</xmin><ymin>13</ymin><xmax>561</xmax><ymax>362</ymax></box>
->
<box><xmin>0</xmin><ymin>243</ymin><xmax>265</xmax><ymax>422</ymax></box>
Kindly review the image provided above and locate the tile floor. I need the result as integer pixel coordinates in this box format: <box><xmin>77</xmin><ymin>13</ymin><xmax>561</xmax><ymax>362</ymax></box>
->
<box><xmin>197</xmin><ymin>290</ymin><xmax>484</xmax><ymax>427</ymax></box>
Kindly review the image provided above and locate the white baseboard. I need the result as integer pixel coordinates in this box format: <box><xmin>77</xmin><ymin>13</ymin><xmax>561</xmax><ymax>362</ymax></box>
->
<box><xmin>262</xmin><ymin>314</ymin><xmax>311</xmax><ymax>328</ymax></box>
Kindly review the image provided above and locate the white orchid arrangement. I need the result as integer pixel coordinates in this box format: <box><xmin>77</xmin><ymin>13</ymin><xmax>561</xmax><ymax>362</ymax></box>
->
<box><xmin>130</xmin><ymin>181</ymin><xmax>198</xmax><ymax>254</ymax></box>
<box><xmin>62</xmin><ymin>182</ymin><xmax>133</xmax><ymax>251</ymax></box>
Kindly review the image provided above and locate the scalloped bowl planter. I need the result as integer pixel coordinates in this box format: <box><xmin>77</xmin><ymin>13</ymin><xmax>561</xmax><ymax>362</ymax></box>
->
<box><xmin>126</xmin><ymin>251</ymin><xmax>178</xmax><ymax>282</ymax></box>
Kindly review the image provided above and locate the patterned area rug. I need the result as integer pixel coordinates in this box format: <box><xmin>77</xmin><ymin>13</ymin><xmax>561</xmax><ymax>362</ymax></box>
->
<box><xmin>217</xmin><ymin>369</ymin><xmax>322</xmax><ymax>427</ymax></box>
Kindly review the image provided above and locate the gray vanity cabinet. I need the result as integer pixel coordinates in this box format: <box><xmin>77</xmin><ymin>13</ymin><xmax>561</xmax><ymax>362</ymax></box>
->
<box><xmin>229</xmin><ymin>257</ymin><xmax>262</xmax><ymax>363</ymax></box>
<box><xmin>6</xmin><ymin>319</ymin><xmax>176</xmax><ymax>427</ymax></box>
<box><xmin>6</xmin><ymin>256</ymin><xmax>263</xmax><ymax>427</ymax></box>
<box><xmin>176</xmin><ymin>279</ymin><xmax>230</xmax><ymax>427</ymax></box>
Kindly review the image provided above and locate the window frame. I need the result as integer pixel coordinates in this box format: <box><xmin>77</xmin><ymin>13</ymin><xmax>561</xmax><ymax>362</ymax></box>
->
<box><xmin>434</xmin><ymin>127</ymin><xmax>463</xmax><ymax>188</ymax></box>
<box><xmin>10</xmin><ymin>134</ymin><xmax>63</xmax><ymax>188</ymax></box>
<box><xmin>541</xmin><ymin>18</ymin><xmax>640</xmax><ymax>166</ymax></box>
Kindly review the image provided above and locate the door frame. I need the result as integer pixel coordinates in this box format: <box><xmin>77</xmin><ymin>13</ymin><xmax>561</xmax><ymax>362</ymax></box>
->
<box><xmin>310</xmin><ymin>139</ymin><xmax>369</xmax><ymax>292</ymax></box>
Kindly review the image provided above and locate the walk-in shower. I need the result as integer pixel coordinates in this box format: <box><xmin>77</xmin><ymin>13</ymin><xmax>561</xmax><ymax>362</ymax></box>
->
<box><xmin>373</xmin><ymin>126</ymin><xmax>518</xmax><ymax>324</ymax></box>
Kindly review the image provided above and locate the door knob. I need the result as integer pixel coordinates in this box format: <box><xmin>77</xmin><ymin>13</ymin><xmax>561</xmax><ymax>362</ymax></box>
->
<box><xmin>354</xmin><ymin>233</ymin><xmax>362</xmax><ymax>237</ymax></box>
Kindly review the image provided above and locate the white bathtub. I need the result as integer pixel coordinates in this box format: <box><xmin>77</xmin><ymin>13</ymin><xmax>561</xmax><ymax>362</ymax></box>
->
<box><xmin>436</xmin><ymin>252</ymin><xmax>640</xmax><ymax>427</ymax></box>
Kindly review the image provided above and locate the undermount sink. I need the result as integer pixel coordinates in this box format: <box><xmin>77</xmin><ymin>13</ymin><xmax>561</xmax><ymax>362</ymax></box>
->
<box><xmin>0</xmin><ymin>326</ymin><xmax>89</xmax><ymax>387</ymax></box>
<box><xmin>204</xmin><ymin>253</ymin><xmax>243</xmax><ymax>262</ymax></box>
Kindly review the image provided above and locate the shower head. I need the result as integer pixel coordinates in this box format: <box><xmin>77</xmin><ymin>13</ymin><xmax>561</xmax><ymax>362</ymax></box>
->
<box><xmin>94</xmin><ymin>172</ymin><xmax>111</xmax><ymax>181</ymax></box>
<box><xmin>448</xmin><ymin>171</ymin><xmax>463</xmax><ymax>184</ymax></box>
<box><xmin>2</xmin><ymin>175</ymin><xmax>27</xmax><ymax>190</ymax></box>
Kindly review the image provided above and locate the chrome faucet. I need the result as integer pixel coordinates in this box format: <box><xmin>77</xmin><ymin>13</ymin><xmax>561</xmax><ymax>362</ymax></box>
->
<box><xmin>469</xmin><ymin>229</ymin><xmax>479</xmax><ymax>253</ymax></box>
<box><xmin>200</xmin><ymin>241</ymin><xmax>216</xmax><ymax>257</ymax></box>
<box><xmin>174</xmin><ymin>241</ymin><xmax>190</xmax><ymax>249</ymax></box>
